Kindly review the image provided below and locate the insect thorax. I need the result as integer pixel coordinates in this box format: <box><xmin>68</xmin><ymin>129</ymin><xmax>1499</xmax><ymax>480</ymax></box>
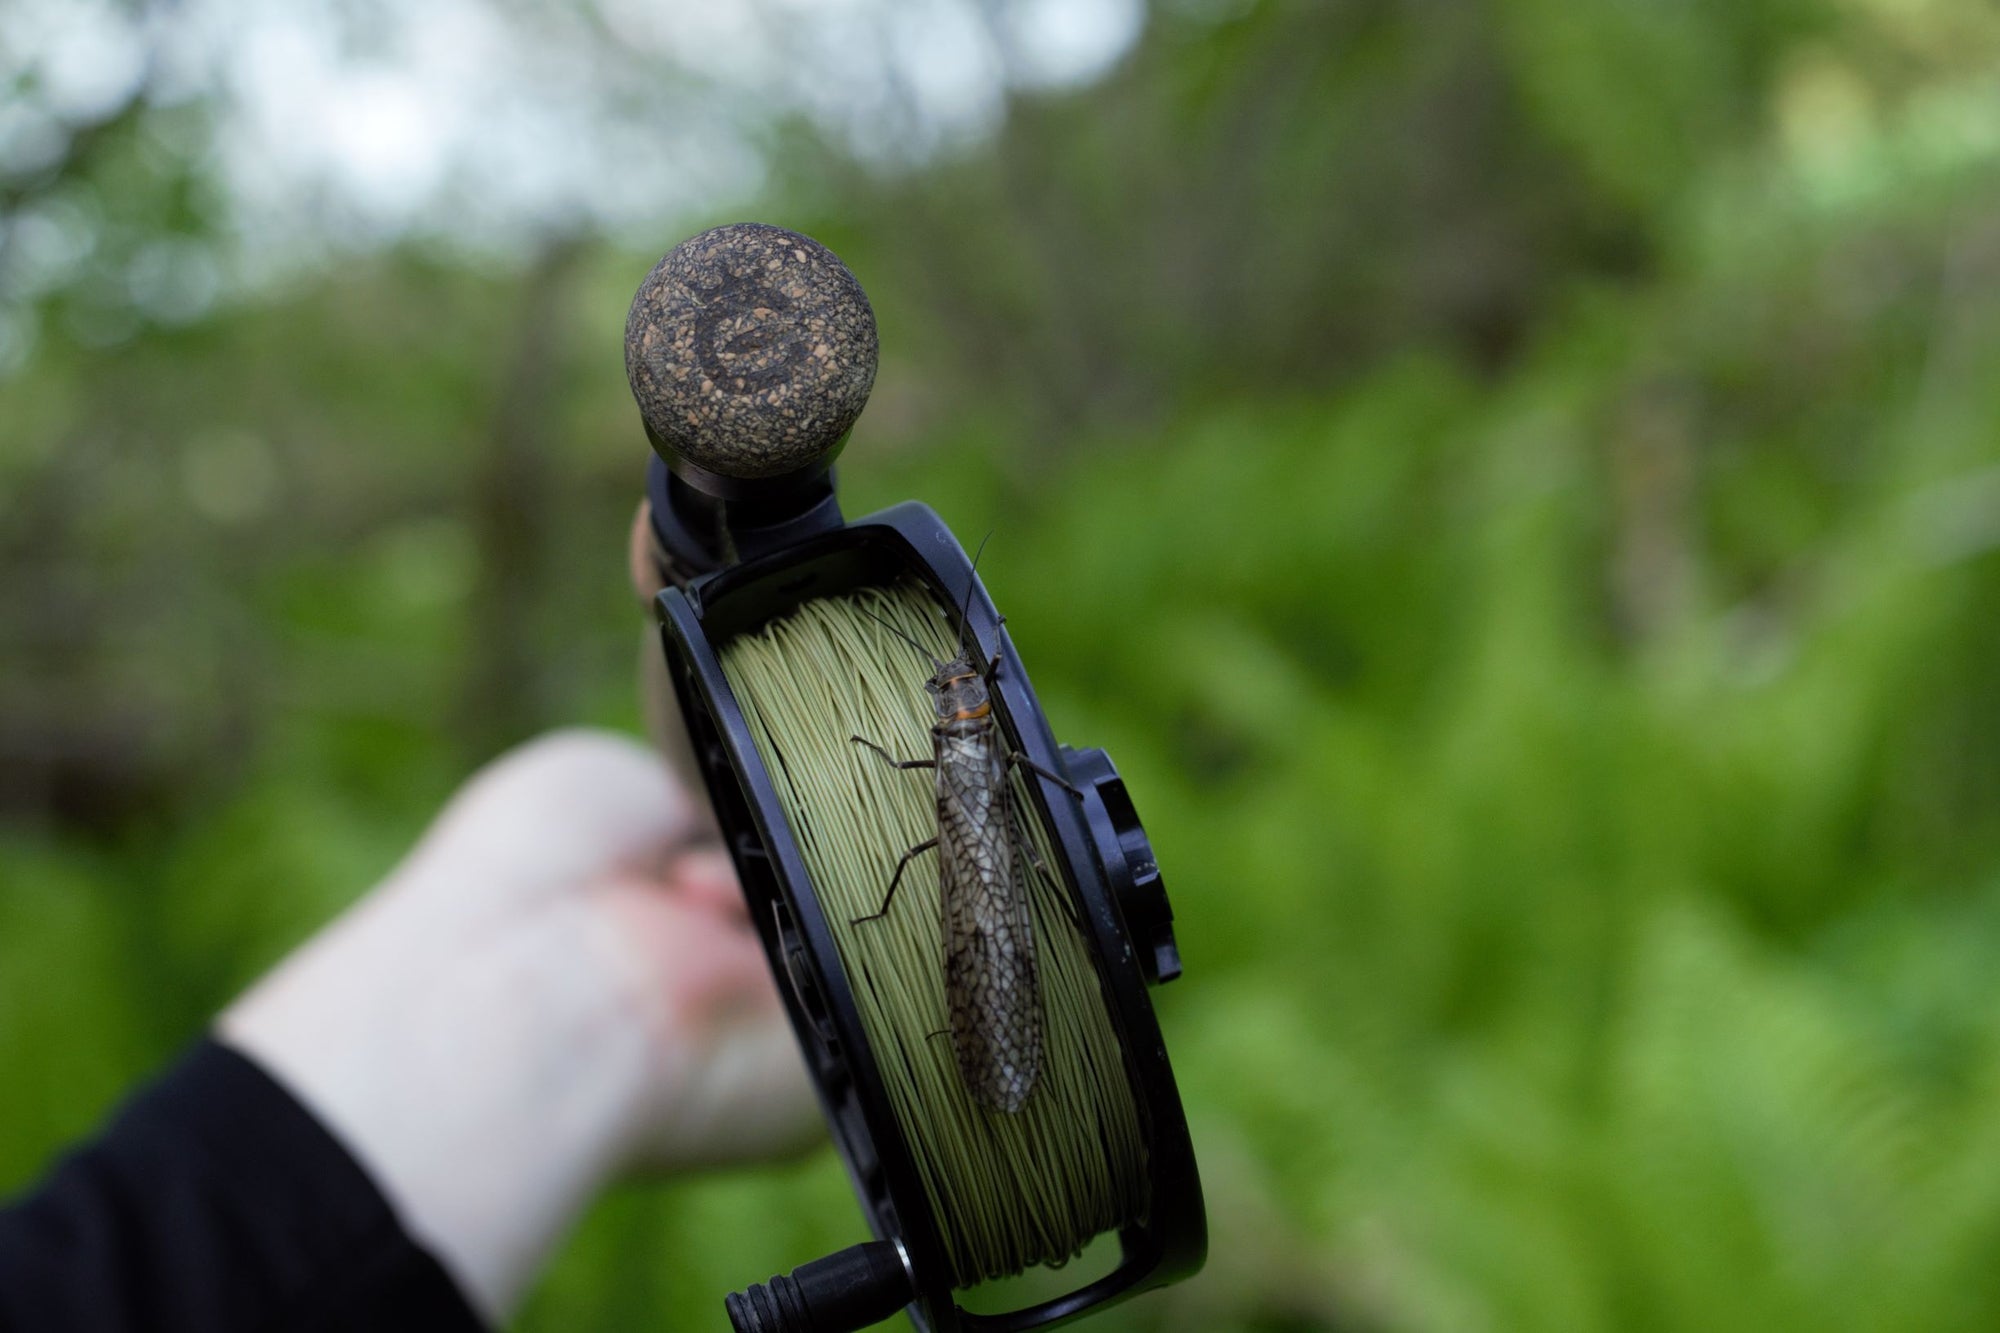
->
<box><xmin>929</xmin><ymin>658</ymin><xmax>991</xmax><ymax>722</ymax></box>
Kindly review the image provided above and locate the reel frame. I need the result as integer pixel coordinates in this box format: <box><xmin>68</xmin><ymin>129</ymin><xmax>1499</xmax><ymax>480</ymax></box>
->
<box><xmin>651</xmin><ymin>486</ymin><xmax>1204</xmax><ymax>1331</ymax></box>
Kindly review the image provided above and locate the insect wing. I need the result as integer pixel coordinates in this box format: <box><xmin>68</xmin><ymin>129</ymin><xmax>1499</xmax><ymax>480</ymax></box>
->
<box><xmin>936</xmin><ymin>725</ymin><xmax>1042</xmax><ymax>1113</ymax></box>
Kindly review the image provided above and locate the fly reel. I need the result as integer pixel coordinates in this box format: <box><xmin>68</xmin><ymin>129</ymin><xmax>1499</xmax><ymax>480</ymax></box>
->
<box><xmin>626</xmin><ymin>223</ymin><xmax>1203</xmax><ymax>1332</ymax></box>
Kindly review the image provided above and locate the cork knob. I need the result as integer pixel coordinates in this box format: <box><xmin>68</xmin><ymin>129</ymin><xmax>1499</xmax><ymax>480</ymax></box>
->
<box><xmin>625</xmin><ymin>223</ymin><xmax>878</xmax><ymax>498</ymax></box>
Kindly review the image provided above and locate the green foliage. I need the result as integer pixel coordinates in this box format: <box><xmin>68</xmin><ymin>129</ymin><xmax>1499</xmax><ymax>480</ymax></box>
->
<box><xmin>10</xmin><ymin>1</ymin><xmax>2000</xmax><ymax>1329</ymax></box>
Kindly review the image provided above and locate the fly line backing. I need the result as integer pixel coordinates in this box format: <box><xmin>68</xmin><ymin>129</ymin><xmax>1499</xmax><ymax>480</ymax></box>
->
<box><xmin>718</xmin><ymin>579</ymin><xmax>1150</xmax><ymax>1289</ymax></box>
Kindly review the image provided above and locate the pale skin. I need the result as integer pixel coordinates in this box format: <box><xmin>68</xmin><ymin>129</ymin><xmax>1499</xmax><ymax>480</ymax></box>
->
<box><xmin>219</xmin><ymin>501</ymin><xmax>820</xmax><ymax>1322</ymax></box>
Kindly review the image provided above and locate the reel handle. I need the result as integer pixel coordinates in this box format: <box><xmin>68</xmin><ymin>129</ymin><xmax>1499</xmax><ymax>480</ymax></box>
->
<box><xmin>625</xmin><ymin>223</ymin><xmax>876</xmax><ymax>577</ymax></box>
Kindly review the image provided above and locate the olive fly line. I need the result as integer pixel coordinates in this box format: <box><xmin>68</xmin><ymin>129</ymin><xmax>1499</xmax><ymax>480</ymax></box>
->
<box><xmin>719</xmin><ymin>580</ymin><xmax>1149</xmax><ymax>1289</ymax></box>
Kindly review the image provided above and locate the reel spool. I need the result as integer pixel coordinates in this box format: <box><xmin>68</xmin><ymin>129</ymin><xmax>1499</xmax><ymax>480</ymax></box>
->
<box><xmin>626</xmin><ymin>223</ymin><xmax>1204</xmax><ymax>1332</ymax></box>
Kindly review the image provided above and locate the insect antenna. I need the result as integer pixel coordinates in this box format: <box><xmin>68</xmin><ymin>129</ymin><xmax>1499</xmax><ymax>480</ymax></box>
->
<box><xmin>856</xmin><ymin>603</ymin><xmax>945</xmax><ymax>672</ymax></box>
<box><xmin>954</xmin><ymin>529</ymin><xmax>994</xmax><ymax>658</ymax></box>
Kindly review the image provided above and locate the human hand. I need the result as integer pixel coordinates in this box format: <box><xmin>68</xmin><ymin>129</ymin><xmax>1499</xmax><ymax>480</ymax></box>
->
<box><xmin>219</xmin><ymin>729</ymin><xmax>822</xmax><ymax>1321</ymax></box>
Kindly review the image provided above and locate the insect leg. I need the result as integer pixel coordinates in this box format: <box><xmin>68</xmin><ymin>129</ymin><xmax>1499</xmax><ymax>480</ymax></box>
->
<box><xmin>851</xmin><ymin>735</ymin><xmax>937</xmax><ymax>771</ymax></box>
<box><xmin>1008</xmin><ymin>750</ymin><xmax>1084</xmax><ymax>799</ymax></box>
<box><xmin>1013</xmin><ymin>831</ymin><xmax>1087</xmax><ymax>932</ymax></box>
<box><xmin>852</xmin><ymin>837</ymin><xmax>939</xmax><ymax>924</ymax></box>
<box><xmin>1006</xmin><ymin>748</ymin><xmax>1088</xmax><ymax>931</ymax></box>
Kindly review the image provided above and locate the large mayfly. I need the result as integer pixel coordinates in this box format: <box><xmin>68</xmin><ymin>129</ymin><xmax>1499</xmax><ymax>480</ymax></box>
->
<box><xmin>849</xmin><ymin>556</ymin><xmax>1079</xmax><ymax>1114</ymax></box>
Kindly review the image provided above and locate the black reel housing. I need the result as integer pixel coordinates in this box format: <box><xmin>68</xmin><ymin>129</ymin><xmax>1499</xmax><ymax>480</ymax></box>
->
<box><xmin>629</xmin><ymin>224</ymin><xmax>1205</xmax><ymax>1332</ymax></box>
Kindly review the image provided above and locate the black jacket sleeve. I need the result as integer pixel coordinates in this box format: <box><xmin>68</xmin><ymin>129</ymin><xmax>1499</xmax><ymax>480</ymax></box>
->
<box><xmin>0</xmin><ymin>1040</ymin><xmax>487</xmax><ymax>1333</ymax></box>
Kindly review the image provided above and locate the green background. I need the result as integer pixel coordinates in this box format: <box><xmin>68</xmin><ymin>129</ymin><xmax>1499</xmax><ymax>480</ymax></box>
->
<box><xmin>9</xmin><ymin>1</ymin><xmax>2000</xmax><ymax>1328</ymax></box>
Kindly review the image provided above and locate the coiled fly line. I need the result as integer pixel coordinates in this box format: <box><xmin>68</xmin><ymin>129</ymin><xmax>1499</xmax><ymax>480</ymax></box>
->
<box><xmin>719</xmin><ymin>580</ymin><xmax>1149</xmax><ymax>1288</ymax></box>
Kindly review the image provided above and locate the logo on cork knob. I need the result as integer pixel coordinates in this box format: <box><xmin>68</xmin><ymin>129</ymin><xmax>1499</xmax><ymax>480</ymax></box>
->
<box><xmin>695</xmin><ymin>274</ymin><xmax>805</xmax><ymax>397</ymax></box>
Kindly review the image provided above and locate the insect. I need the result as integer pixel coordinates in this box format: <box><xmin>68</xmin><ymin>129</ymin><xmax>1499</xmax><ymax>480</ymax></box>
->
<box><xmin>849</xmin><ymin>563</ymin><xmax>1080</xmax><ymax>1114</ymax></box>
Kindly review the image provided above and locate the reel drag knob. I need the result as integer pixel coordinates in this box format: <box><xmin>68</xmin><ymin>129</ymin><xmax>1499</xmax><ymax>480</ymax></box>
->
<box><xmin>626</xmin><ymin>222</ymin><xmax>877</xmax><ymax>507</ymax></box>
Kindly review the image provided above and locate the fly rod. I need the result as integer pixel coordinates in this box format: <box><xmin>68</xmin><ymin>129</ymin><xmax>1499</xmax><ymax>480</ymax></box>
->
<box><xmin>624</xmin><ymin>222</ymin><xmax>1203</xmax><ymax>1333</ymax></box>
